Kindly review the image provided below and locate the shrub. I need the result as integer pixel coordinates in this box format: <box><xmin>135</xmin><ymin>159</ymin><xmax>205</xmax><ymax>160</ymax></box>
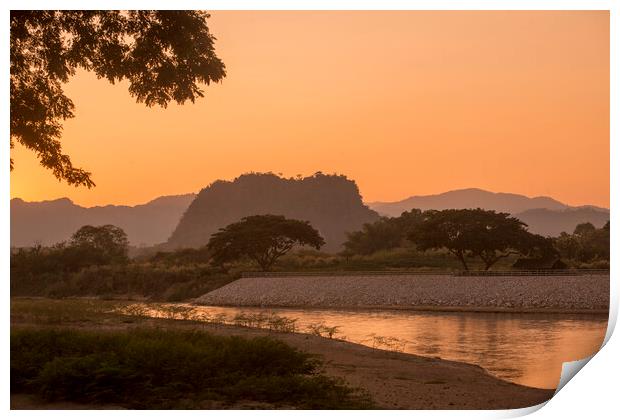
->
<box><xmin>11</xmin><ymin>328</ymin><xmax>373</xmax><ymax>409</ymax></box>
<box><xmin>11</xmin><ymin>263</ymin><xmax>237</xmax><ymax>301</ymax></box>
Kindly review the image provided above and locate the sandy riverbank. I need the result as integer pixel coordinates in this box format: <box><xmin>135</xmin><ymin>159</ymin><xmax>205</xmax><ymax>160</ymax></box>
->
<box><xmin>211</xmin><ymin>323</ymin><xmax>555</xmax><ymax>409</ymax></box>
<box><xmin>11</xmin><ymin>314</ymin><xmax>554</xmax><ymax>409</ymax></box>
<box><xmin>195</xmin><ymin>274</ymin><xmax>609</xmax><ymax>313</ymax></box>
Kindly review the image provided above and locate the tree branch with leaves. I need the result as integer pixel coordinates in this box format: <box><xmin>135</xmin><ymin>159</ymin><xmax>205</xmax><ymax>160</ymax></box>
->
<box><xmin>10</xmin><ymin>10</ymin><xmax>226</xmax><ymax>186</ymax></box>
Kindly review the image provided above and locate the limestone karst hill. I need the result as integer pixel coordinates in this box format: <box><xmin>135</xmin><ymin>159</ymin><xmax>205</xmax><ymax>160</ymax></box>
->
<box><xmin>165</xmin><ymin>173</ymin><xmax>380</xmax><ymax>252</ymax></box>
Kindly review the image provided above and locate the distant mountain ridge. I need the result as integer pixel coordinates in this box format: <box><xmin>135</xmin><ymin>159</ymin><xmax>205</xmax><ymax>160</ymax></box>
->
<box><xmin>368</xmin><ymin>188</ymin><xmax>572</xmax><ymax>215</ymax></box>
<box><xmin>11</xmin><ymin>186</ymin><xmax>609</xmax><ymax>249</ymax></box>
<box><xmin>513</xmin><ymin>207</ymin><xmax>610</xmax><ymax>237</ymax></box>
<box><xmin>10</xmin><ymin>194</ymin><xmax>196</xmax><ymax>247</ymax></box>
<box><xmin>367</xmin><ymin>188</ymin><xmax>609</xmax><ymax>237</ymax></box>
<box><xmin>166</xmin><ymin>173</ymin><xmax>380</xmax><ymax>252</ymax></box>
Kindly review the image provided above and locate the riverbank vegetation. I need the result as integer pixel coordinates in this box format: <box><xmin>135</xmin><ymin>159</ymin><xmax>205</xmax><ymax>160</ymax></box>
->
<box><xmin>11</xmin><ymin>298</ymin><xmax>558</xmax><ymax>410</ymax></box>
<box><xmin>11</xmin><ymin>326</ymin><xmax>372</xmax><ymax>409</ymax></box>
<box><xmin>11</xmin><ymin>210</ymin><xmax>609</xmax><ymax>301</ymax></box>
<box><xmin>10</xmin><ymin>257</ymin><xmax>235</xmax><ymax>301</ymax></box>
<box><xmin>10</xmin><ymin>298</ymin><xmax>402</xmax><ymax>351</ymax></box>
<box><xmin>10</xmin><ymin>298</ymin><xmax>373</xmax><ymax>409</ymax></box>
<box><xmin>343</xmin><ymin>209</ymin><xmax>609</xmax><ymax>271</ymax></box>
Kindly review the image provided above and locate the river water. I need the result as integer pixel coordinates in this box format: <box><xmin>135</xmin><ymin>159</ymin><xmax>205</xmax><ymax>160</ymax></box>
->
<box><xmin>141</xmin><ymin>304</ymin><xmax>608</xmax><ymax>390</ymax></box>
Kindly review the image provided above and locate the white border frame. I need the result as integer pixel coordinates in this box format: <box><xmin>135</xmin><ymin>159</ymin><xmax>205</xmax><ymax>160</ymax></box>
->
<box><xmin>2</xmin><ymin>2</ymin><xmax>616</xmax><ymax>419</ymax></box>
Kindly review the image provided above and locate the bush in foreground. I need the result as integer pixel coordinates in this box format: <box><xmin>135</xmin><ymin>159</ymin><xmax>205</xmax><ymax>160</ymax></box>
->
<box><xmin>11</xmin><ymin>328</ymin><xmax>373</xmax><ymax>409</ymax></box>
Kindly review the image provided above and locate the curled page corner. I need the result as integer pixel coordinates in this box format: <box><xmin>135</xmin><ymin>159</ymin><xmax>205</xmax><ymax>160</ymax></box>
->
<box><xmin>554</xmin><ymin>355</ymin><xmax>595</xmax><ymax>395</ymax></box>
<box><xmin>501</xmin><ymin>400</ymin><xmax>550</xmax><ymax>418</ymax></box>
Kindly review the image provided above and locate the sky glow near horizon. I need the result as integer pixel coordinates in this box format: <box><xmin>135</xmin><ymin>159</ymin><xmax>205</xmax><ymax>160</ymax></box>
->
<box><xmin>10</xmin><ymin>11</ymin><xmax>610</xmax><ymax>208</ymax></box>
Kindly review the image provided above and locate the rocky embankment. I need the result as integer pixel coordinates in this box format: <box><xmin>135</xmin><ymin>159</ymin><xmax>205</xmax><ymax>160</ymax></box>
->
<box><xmin>194</xmin><ymin>274</ymin><xmax>609</xmax><ymax>313</ymax></box>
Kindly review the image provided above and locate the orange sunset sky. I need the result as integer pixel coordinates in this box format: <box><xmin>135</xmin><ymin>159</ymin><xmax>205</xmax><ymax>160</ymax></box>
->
<box><xmin>10</xmin><ymin>11</ymin><xmax>610</xmax><ymax>208</ymax></box>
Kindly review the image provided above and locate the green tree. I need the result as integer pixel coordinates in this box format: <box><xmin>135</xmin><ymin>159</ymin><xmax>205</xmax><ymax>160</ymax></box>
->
<box><xmin>573</xmin><ymin>222</ymin><xmax>596</xmax><ymax>236</ymax></box>
<box><xmin>69</xmin><ymin>224</ymin><xmax>129</xmax><ymax>265</ymax></box>
<box><xmin>208</xmin><ymin>215</ymin><xmax>325</xmax><ymax>271</ymax></box>
<box><xmin>553</xmin><ymin>221</ymin><xmax>609</xmax><ymax>264</ymax></box>
<box><xmin>574</xmin><ymin>221</ymin><xmax>609</xmax><ymax>262</ymax></box>
<box><xmin>342</xmin><ymin>209</ymin><xmax>424</xmax><ymax>255</ymax></box>
<box><xmin>554</xmin><ymin>232</ymin><xmax>580</xmax><ymax>260</ymax></box>
<box><xmin>407</xmin><ymin>209</ymin><xmax>544</xmax><ymax>271</ymax></box>
<box><xmin>343</xmin><ymin>217</ymin><xmax>403</xmax><ymax>255</ymax></box>
<box><xmin>11</xmin><ymin>11</ymin><xmax>226</xmax><ymax>186</ymax></box>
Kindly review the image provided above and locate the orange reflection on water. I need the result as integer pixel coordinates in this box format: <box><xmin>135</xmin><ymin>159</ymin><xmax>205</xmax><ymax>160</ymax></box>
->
<box><xmin>136</xmin><ymin>304</ymin><xmax>607</xmax><ymax>389</ymax></box>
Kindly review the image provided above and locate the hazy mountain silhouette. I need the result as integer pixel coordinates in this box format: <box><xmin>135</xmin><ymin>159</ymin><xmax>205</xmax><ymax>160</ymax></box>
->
<box><xmin>513</xmin><ymin>207</ymin><xmax>610</xmax><ymax>237</ymax></box>
<box><xmin>12</xmin><ymin>185</ymin><xmax>609</xmax><ymax>249</ymax></box>
<box><xmin>10</xmin><ymin>194</ymin><xmax>196</xmax><ymax>247</ymax></box>
<box><xmin>368</xmin><ymin>188</ymin><xmax>609</xmax><ymax>237</ymax></box>
<box><xmin>367</xmin><ymin>188</ymin><xmax>573</xmax><ymax>216</ymax></box>
<box><xmin>166</xmin><ymin>172</ymin><xmax>380</xmax><ymax>252</ymax></box>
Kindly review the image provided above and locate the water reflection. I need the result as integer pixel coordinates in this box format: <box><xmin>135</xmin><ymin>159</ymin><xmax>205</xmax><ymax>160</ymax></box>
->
<box><xmin>140</xmin><ymin>303</ymin><xmax>607</xmax><ymax>389</ymax></box>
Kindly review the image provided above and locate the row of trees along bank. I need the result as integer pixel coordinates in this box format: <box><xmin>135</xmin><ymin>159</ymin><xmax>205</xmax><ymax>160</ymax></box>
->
<box><xmin>13</xmin><ymin>208</ymin><xmax>611</xmax><ymax>273</ymax></box>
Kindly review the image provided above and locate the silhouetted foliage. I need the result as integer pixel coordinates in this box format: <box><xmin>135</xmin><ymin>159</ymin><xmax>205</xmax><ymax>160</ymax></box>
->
<box><xmin>573</xmin><ymin>222</ymin><xmax>596</xmax><ymax>236</ymax></box>
<box><xmin>167</xmin><ymin>172</ymin><xmax>379</xmax><ymax>252</ymax></box>
<box><xmin>342</xmin><ymin>209</ymin><xmax>424</xmax><ymax>255</ymax></box>
<box><xmin>407</xmin><ymin>209</ymin><xmax>549</xmax><ymax>271</ymax></box>
<box><xmin>554</xmin><ymin>221</ymin><xmax>610</xmax><ymax>263</ymax></box>
<box><xmin>208</xmin><ymin>215</ymin><xmax>325</xmax><ymax>271</ymax></box>
<box><xmin>512</xmin><ymin>256</ymin><xmax>567</xmax><ymax>270</ymax></box>
<box><xmin>70</xmin><ymin>224</ymin><xmax>129</xmax><ymax>265</ymax></box>
<box><xmin>11</xmin><ymin>224</ymin><xmax>129</xmax><ymax>284</ymax></box>
<box><xmin>148</xmin><ymin>247</ymin><xmax>211</xmax><ymax>266</ymax></box>
<box><xmin>10</xmin><ymin>11</ymin><xmax>225</xmax><ymax>186</ymax></box>
<box><xmin>554</xmin><ymin>232</ymin><xmax>581</xmax><ymax>261</ymax></box>
<box><xmin>11</xmin><ymin>261</ymin><xmax>235</xmax><ymax>301</ymax></box>
<box><xmin>11</xmin><ymin>328</ymin><xmax>373</xmax><ymax>409</ymax></box>
<box><xmin>10</xmin><ymin>223</ymin><xmax>239</xmax><ymax>301</ymax></box>
<box><xmin>342</xmin><ymin>218</ymin><xmax>403</xmax><ymax>256</ymax></box>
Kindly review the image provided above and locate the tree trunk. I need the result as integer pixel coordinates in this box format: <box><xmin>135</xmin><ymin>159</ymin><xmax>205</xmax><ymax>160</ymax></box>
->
<box><xmin>256</xmin><ymin>255</ymin><xmax>272</xmax><ymax>271</ymax></box>
<box><xmin>482</xmin><ymin>252</ymin><xmax>513</xmax><ymax>271</ymax></box>
<box><xmin>457</xmin><ymin>251</ymin><xmax>469</xmax><ymax>271</ymax></box>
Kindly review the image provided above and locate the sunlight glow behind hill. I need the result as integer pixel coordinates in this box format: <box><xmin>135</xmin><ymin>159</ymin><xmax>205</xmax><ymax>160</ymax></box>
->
<box><xmin>10</xmin><ymin>11</ymin><xmax>609</xmax><ymax>208</ymax></box>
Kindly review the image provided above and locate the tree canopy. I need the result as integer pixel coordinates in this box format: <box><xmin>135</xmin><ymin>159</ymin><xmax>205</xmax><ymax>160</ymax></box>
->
<box><xmin>407</xmin><ymin>208</ymin><xmax>550</xmax><ymax>271</ymax></box>
<box><xmin>555</xmin><ymin>221</ymin><xmax>609</xmax><ymax>263</ymax></box>
<box><xmin>10</xmin><ymin>10</ymin><xmax>226</xmax><ymax>186</ymax></box>
<box><xmin>207</xmin><ymin>215</ymin><xmax>325</xmax><ymax>271</ymax></box>
<box><xmin>10</xmin><ymin>224</ymin><xmax>130</xmax><ymax>279</ymax></box>
<box><xmin>70</xmin><ymin>224</ymin><xmax>129</xmax><ymax>265</ymax></box>
<box><xmin>573</xmin><ymin>222</ymin><xmax>596</xmax><ymax>236</ymax></box>
<box><xmin>342</xmin><ymin>209</ymin><xmax>424</xmax><ymax>255</ymax></box>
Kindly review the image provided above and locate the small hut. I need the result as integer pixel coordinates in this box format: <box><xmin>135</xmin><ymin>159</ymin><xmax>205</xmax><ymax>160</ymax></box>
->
<box><xmin>512</xmin><ymin>257</ymin><xmax>568</xmax><ymax>270</ymax></box>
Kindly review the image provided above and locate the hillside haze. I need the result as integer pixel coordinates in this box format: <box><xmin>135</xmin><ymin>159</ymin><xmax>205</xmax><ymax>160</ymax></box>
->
<box><xmin>12</xmin><ymin>185</ymin><xmax>609</xmax><ymax>249</ymax></box>
<box><xmin>166</xmin><ymin>173</ymin><xmax>380</xmax><ymax>252</ymax></box>
<box><xmin>368</xmin><ymin>188</ymin><xmax>609</xmax><ymax>237</ymax></box>
<box><xmin>10</xmin><ymin>194</ymin><xmax>196</xmax><ymax>247</ymax></box>
<box><xmin>368</xmin><ymin>188</ymin><xmax>570</xmax><ymax>216</ymax></box>
<box><xmin>514</xmin><ymin>207</ymin><xmax>610</xmax><ymax>237</ymax></box>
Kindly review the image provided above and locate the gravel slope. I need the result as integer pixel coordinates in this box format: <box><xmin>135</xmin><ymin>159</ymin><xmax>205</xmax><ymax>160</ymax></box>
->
<box><xmin>195</xmin><ymin>274</ymin><xmax>609</xmax><ymax>312</ymax></box>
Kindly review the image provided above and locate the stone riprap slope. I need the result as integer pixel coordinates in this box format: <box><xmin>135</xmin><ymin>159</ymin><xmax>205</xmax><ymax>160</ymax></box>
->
<box><xmin>195</xmin><ymin>274</ymin><xmax>609</xmax><ymax>312</ymax></box>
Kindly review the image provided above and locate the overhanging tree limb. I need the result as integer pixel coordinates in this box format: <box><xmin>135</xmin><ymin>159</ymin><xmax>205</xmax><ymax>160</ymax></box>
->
<box><xmin>10</xmin><ymin>10</ymin><xmax>226</xmax><ymax>186</ymax></box>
